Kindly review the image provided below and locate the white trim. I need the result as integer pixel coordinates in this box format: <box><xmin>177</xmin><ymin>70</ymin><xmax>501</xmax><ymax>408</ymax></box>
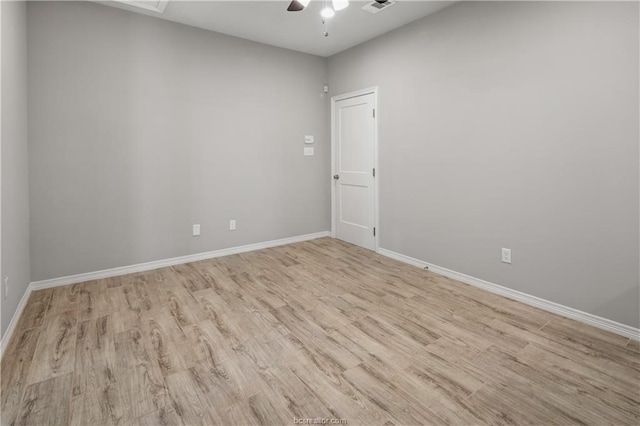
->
<box><xmin>0</xmin><ymin>284</ymin><xmax>31</xmax><ymax>359</ymax></box>
<box><xmin>331</xmin><ymin>87</ymin><xmax>378</xmax><ymax>103</ymax></box>
<box><xmin>373</xmin><ymin>90</ymin><xmax>379</xmax><ymax>253</ymax></box>
<box><xmin>331</xmin><ymin>86</ymin><xmax>379</xmax><ymax>252</ymax></box>
<box><xmin>31</xmin><ymin>231</ymin><xmax>330</xmax><ymax>291</ymax></box>
<box><xmin>330</xmin><ymin>96</ymin><xmax>336</xmax><ymax>239</ymax></box>
<box><xmin>378</xmin><ymin>247</ymin><xmax>640</xmax><ymax>341</ymax></box>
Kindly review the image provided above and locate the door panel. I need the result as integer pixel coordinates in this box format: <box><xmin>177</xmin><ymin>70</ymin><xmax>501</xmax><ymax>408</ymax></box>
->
<box><xmin>340</xmin><ymin>184</ymin><xmax>368</xmax><ymax>227</ymax></box>
<box><xmin>333</xmin><ymin>93</ymin><xmax>376</xmax><ymax>250</ymax></box>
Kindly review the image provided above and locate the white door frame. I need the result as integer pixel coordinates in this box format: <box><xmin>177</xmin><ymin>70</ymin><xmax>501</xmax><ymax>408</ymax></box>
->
<box><xmin>330</xmin><ymin>86</ymin><xmax>379</xmax><ymax>253</ymax></box>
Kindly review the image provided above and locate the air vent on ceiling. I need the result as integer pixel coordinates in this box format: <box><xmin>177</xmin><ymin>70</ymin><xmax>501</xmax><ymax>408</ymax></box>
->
<box><xmin>362</xmin><ymin>0</ymin><xmax>397</xmax><ymax>14</ymax></box>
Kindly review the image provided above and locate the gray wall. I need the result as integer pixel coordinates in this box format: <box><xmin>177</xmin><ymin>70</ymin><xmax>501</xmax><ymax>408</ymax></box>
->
<box><xmin>28</xmin><ymin>1</ymin><xmax>330</xmax><ymax>281</ymax></box>
<box><xmin>1</xmin><ymin>0</ymin><xmax>30</xmax><ymax>338</ymax></box>
<box><xmin>328</xmin><ymin>1</ymin><xmax>640</xmax><ymax>327</ymax></box>
<box><xmin>21</xmin><ymin>0</ymin><xmax>640</xmax><ymax>330</ymax></box>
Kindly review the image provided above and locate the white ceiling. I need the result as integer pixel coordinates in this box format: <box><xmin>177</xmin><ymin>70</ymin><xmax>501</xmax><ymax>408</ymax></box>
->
<box><xmin>98</xmin><ymin>0</ymin><xmax>455</xmax><ymax>57</ymax></box>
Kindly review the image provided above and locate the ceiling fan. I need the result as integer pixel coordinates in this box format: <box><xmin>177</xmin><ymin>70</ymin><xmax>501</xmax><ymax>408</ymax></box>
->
<box><xmin>287</xmin><ymin>0</ymin><xmax>390</xmax><ymax>13</ymax></box>
<box><xmin>287</xmin><ymin>0</ymin><xmax>389</xmax><ymax>37</ymax></box>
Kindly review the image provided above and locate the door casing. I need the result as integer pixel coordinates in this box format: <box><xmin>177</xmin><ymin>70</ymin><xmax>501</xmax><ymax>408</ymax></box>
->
<box><xmin>331</xmin><ymin>87</ymin><xmax>379</xmax><ymax>253</ymax></box>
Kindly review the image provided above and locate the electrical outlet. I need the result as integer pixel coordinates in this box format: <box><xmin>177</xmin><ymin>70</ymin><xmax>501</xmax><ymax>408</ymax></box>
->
<box><xmin>229</xmin><ymin>220</ymin><xmax>236</xmax><ymax>231</ymax></box>
<box><xmin>192</xmin><ymin>224</ymin><xmax>201</xmax><ymax>236</ymax></box>
<box><xmin>501</xmin><ymin>248</ymin><xmax>512</xmax><ymax>264</ymax></box>
<box><xmin>4</xmin><ymin>277</ymin><xmax>8</xmax><ymax>300</ymax></box>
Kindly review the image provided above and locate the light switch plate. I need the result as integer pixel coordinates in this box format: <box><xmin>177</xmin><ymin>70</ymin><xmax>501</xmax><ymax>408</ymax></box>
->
<box><xmin>304</xmin><ymin>147</ymin><xmax>315</xmax><ymax>156</ymax></box>
<box><xmin>192</xmin><ymin>224</ymin><xmax>201</xmax><ymax>236</ymax></box>
<box><xmin>304</xmin><ymin>135</ymin><xmax>314</xmax><ymax>144</ymax></box>
<box><xmin>501</xmin><ymin>248</ymin><xmax>512</xmax><ymax>264</ymax></box>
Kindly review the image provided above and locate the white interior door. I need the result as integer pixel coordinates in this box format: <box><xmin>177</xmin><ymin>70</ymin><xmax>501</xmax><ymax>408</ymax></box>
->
<box><xmin>333</xmin><ymin>92</ymin><xmax>376</xmax><ymax>251</ymax></box>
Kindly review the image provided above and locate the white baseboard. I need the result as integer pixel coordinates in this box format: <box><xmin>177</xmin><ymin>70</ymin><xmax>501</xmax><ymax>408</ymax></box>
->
<box><xmin>4</xmin><ymin>233</ymin><xmax>635</xmax><ymax>359</ymax></box>
<box><xmin>0</xmin><ymin>284</ymin><xmax>32</xmax><ymax>358</ymax></box>
<box><xmin>31</xmin><ymin>231</ymin><xmax>330</xmax><ymax>291</ymax></box>
<box><xmin>1</xmin><ymin>231</ymin><xmax>329</xmax><ymax>357</ymax></box>
<box><xmin>378</xmin><ymin>248</ymin><xmax>640</xmax><ymax>341</ymax></box>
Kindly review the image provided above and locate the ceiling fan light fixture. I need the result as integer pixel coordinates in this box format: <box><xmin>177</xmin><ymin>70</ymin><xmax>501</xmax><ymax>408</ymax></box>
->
<box><xmin>332</xmin><ymin>0</ymin><xmax>349</xmax><ymax>11</ymax></box>
<box><xmin>321</xmin><ymin>7</ymin><xmax>335</xmax><ymax>18</ymax></box>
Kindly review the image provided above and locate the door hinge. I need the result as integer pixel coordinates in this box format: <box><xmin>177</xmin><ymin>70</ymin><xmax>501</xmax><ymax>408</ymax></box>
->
<box><xmin>373</xmin><ymin>108</ymin><xmax>376</xmax><ymax>118</ymax></box>
<box><xmin>373</xmin><ymin>168</ymin><xmax>375</xmax><ymax>177</ymax></box>
<box><xmin>373</xmin><ymin>227</ymin><xmax>376</xmax><ymax>237</ymax></box>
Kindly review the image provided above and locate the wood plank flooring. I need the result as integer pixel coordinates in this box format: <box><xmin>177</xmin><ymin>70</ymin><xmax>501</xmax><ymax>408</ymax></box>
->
<box><xmin>1</xmin><ymin>238</ymin><xmax>639</xmax><ymax>425</ymax></box>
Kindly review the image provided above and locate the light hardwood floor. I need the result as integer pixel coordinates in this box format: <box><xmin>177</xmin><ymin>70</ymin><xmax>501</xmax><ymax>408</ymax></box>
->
<box><xmin>1</xmin><ymin>238</ymin><xmax>639</xmax><ymax>425</ymax></box>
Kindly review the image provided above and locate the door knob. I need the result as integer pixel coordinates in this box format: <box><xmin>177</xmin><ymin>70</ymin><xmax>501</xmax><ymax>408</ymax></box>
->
<box><xmin>333</xmin><ymin>174</ymin><xmax>340</xmax><ymax>180</ymax></box>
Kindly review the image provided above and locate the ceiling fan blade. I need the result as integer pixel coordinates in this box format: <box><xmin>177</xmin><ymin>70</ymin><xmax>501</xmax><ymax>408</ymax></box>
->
<box><xmin>287</xmin><ymin>1</ymin><xmax>305</xmax><ymax>12</ymax></box>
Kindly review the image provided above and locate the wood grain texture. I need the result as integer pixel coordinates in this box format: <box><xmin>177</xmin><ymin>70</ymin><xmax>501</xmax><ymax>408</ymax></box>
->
<box><xmin>69</xmin><ymin>383</ymin><xmax>123</xmax><ymax>426</ymax></box>
<box><xmin>72</xmin><ymin>316</ymin><xmax>116</xmax><ymax>396</ymax></box>
<box><xmin>47</xmin><ymin>284</ymin><xmax>81</xmax><ymax>317</ymax></box>
<box><xmin>15</xmin><ymin>373</ymin><xmax>72</xmax><ymax>426</ymax></box>
<box><xmin>16</xmin><ymin>289</ymin><xmax>52</xmax><ymax>332</ymax></box>
<box><xmin>1</xmin><ymin>328</ymin><xmax>41</xmax><ymax>425</ymax></box>
<box><xmin>1</xmin><ymin>238</ymin><xmax>638</xmax><ymax>425</ymax></box>
<box><xmin>26</xmin><ymin>310</ymin><xmax>77</xmax><ymax>385</ymax></box>
<box><xmin>112</xmin><ymin>328</ymin><xmax>167</xmax><ymax>423</ymax></box>
<box><xmin>78</xmin><ymin>280</ymin><xmax>113</xmax><ymax>322</ymax></box>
